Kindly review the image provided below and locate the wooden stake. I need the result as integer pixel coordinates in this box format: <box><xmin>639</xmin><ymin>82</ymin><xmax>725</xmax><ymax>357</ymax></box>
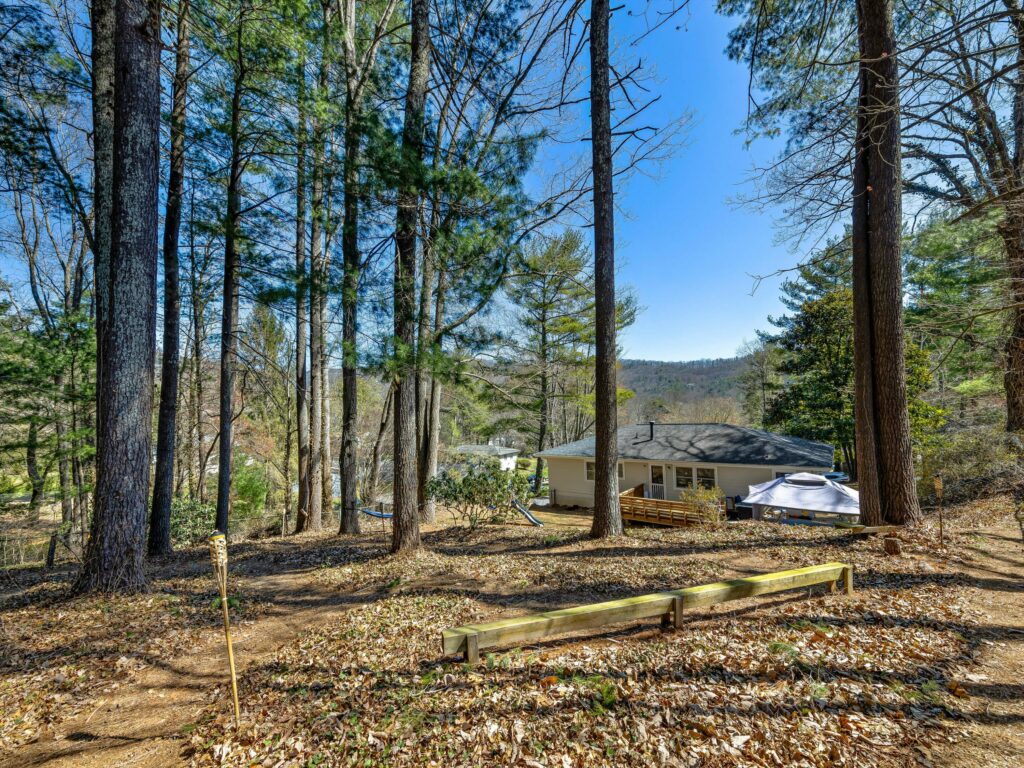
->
<box><xmin>208</xmin><ymin>533</ymin><xmax>240</xmax><ymax>729</ymax></box>
<box><xmin>464</xmin><ymin>633</ymin><xmax>480</xmax><ymax>665</ymax></box>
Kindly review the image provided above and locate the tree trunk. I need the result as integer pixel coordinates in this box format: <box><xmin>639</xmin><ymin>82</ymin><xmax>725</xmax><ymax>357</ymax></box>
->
<box><xmin>26</xmin><ymin>417</ymin><xmax>44</xmax><ymax>517</ymax></box>
<box><xmin>214</xmin><ymin>23</ymin><xmax>245</xmax><ymax>535</ymax></box>
<box><xmin>69</xmin><ymin>368</ymin><xmax>87</xmax><ymax>544</ymax></box>
<box><xmin>417</xmin><ymin>251</ymin><xmax>443</xmax><ymax>523</ymax></box>
<box><xmin>534</xmin><ymin>317</ymin><xmax>548</xmax><ymax>495</ymax></box>
<box><xmin>91</xmin><ymin>0</ymin><xmax>114</xmax><ymax>431</ymax></box>
<box><xmin>851</xmin><ymin>0</ymin><xmax>921</xmax><ymax>527</ymax></box>
<box><xmin>418</xmin><ymin>271</ymin><xmax>445</xmax><ymax>523</ymax></box>
<box><xmin>339</xmin><ymin>115</ymin><xmax>360</xmax><ymax>536</ymax></box>
<box><xmin>304</xmin><ymin>15</ymin><xmax>329</xmax><ymax>533</ymax></box>
<box><xmin>1003</xmin><ymin>5</ymin><xmax>1024</xmax><ymax>432</ymax></box>
<box><xmin>54</xmin><ymin>375</ymin><xmax>74</xmax><ymax>527</ymax></box>
<box><xmin>150</xmin><ymin>0</ymin><xmax>190</xmax><ymax>556</ymax></box>
<box><xmin>392</xmin><ymin>0</ymin><xmax>431</xmax><ymax>554</ymax></box>
<box><xmin>1000</xmin><ymin>218</ymin><xmax>1024</xmax><ymax>431</ymax></box>
<box><xmin>365</xmin><ymin>383</ymin><xmax>394</xmax><ymax>511</ymax></box>
<box><xmin>588</xmin><ymin>0</ymin><xmax>621</xmax><ymax>538</ymax></box>
<box><xmin>422</xmin><ymin>368</ymin><xmax>442</xmax><ymax>519</ymax></box>
<box><xmin>294</xmin><ymin>57</ymin><xmax>311</xmax><ymax>533</ymax></box>
<box><xmin>174</xmin><ymin>356</ymin><xmax>189</xmax><ymax>498</ymax></box>
<box><xmin>190</xmin><ymin>234</ymin><xmax>207</xmax><ymax>505</ymax></box>
<box><xmin>283</xmin><ymin>388</ymin><xmax>293</xmax><ymax>533</ymax></box>
<box><xmin>416</xmin><ymin>236</ymin><xmax>436</xmax><ymax>522</ymax></box>
<box><xmin>337</xmin><ymin>0</ymin><xmax>397</xmax><ymax>534</ymax></box>
<box><xmin>76</xmin><ymin>0</ymin><xmax>160</xmax><ymax>593</ymax></box>
<box><xmin>339</xmin><ymin>104</ymin><xmax>360</xmax><ymax>534</ymax></box>
<box><xmin>305</xmin><ymin>115</ymin><xmax>325</xmax><ymax>533</ymax></box>
<box><xmin>321</xmin><ymin>370</ymin><xmax>332</xmax><ymax>516</ymax></box>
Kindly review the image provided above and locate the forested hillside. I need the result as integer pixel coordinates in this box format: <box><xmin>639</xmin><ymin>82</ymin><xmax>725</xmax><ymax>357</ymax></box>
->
<box><xmin>620</xmin><ymin>357</ymin><xmax>746</xmax><ymax>403</ymax></box>
<box><xmin>620</xmin><ymin>357</ymin><xmax>747</xmax><ymax>424</ymax></box>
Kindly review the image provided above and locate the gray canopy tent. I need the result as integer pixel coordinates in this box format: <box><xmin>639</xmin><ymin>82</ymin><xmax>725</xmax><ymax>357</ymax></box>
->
<box><xmin>744</xmin><ymin>472</ymin><xmax>860</xmax><ymax>526</ymax></box>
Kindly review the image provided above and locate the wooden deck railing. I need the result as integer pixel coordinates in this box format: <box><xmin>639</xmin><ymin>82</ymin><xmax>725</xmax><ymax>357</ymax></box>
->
<box><xmin>619</xmin><ymin>484</ymin><xmax>724</xmax><ymax>527</ymax></box>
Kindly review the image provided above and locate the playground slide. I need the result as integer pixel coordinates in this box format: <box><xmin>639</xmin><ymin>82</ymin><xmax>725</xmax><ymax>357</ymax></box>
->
<box><xmin>513</xmin><ymin>500</ymin><xmax>544</xmax><ymax>527</ymax></box>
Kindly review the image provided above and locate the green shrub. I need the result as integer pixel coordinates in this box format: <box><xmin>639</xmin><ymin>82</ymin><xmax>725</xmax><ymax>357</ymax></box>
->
<box><xmin>0</xmin><ymin>475</ymin><xmax>28</xmax><ymax>496</ymax></box>
<box><xmin>426</xmin><ymin>459</ymin><xmax>532</xmax><ymax>528</ymax></box>
<box><xmin>232</xmin><ymin>456</ymin><xmax>270</xmax><ymax>520</ymax></box>
<box><xmin>170</xmin><ymin>498</ymin><xmax>216</xmax><ymax>547</ymax></box>
<box><xmin>918</xmin><ymin>425</ymin><xmax>1024</xmax><ymax>504</ymax></box>
<box><xmin>678</xmin><ymin>485</ymin><xmax>726</xmax><ymax>519</ymax></box>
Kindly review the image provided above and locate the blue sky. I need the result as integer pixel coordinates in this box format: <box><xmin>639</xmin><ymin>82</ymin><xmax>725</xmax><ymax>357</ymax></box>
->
<box><xmin>604</xmin><ymin>4</ymin><xmax>798</xmax><ymax>361</ymax></box>
<box><xmin>1</xmin><ymin>3</ymin><xmax>805</xmax><ymax>366</ymax></box>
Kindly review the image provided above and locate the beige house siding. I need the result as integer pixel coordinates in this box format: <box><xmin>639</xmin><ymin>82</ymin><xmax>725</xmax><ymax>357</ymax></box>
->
<box><xmin>545</xmin><ymin>458</ymin><xmax>648</xmax><ymax>507</ymax></box>
<box><xmin>545</xmin><ymin>457</ymin><xmax>595</xmax><ymax>507</ymax></box>
<box><xmin>621</xmin><ymin>461</ymin><xmax>647</xmax><ymax>492</ymax></box>
<box><xmin>547</xmin><ymin>457</ymin><xmax>832</xmax><ymax>508</ymax></box>
<box><xmin>716</xmin><ymin>466</ymin><xmax>775</xmax><ymax>498</ymax></box>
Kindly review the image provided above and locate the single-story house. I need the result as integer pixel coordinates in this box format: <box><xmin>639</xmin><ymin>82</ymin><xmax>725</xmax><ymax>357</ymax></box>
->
<box><xmin>535</xmin><ymin>422</ymin><xmax>834</xmax><ymax>507</ymax></box>
<box><xmin>454</xmin><ymin>444</ymin><xmax>521</xmax><ymax>472</ymax></box>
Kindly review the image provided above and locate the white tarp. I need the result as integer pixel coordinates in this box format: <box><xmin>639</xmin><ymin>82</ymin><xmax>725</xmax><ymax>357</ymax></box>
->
<box><xmin>745</xmin><ymin>472</ymin><xmax>859</xmax><ymax>522</ymax></box>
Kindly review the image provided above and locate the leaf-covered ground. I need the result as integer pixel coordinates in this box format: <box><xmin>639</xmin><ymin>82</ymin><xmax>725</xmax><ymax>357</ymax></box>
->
<box><xmin>0</xmin><ymin>498</ymin><xmax>1018</xmax><ymax>767</ymax></box>
<box><xmin>175</xmin><ymin>504</ymin><xmax>1015</xmax><ymax>768</ymax></box>
<box><xmin>0</xmin><ymin>563</ymin><xmax>270</xmax><ymax>753</ymax></box>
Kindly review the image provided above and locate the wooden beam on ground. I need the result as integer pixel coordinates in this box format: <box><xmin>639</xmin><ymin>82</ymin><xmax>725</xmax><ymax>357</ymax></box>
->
<box><xmin>442</xmin><ymin>562</ymin><xmax>853</xmax><ymax>661</ymax></box>
<box><xmin>835</xmin><ymin>523</ymin><xmax>897</xmax><ymax>536</ymax></box>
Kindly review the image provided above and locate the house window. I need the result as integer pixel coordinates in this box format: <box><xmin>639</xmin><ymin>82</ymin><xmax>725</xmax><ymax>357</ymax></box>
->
<box><xmin>586</xmin><ymin>461</ymin><xmax>625</xmax><ymax>480</ymax></box>
<box><xmin>696</xmin><ymin>467</ymin><xmax>716</xmax><ymax>489</ymax></box>
<box><xmin>674</xmin><ymin>466</ymin><xmax>693</xmax><ymax>489</ymax></box>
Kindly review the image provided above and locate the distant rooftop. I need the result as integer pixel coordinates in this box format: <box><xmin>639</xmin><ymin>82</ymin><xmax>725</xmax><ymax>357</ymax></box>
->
<box><xmin>536</xmin><ymin>423</ymin><xmax>833</xmax><ymax>468</ymax></box>
<box><xmin>455</xmin><ymin>444</ymin><xmax>520</xmax><ymax>458</ymax></box>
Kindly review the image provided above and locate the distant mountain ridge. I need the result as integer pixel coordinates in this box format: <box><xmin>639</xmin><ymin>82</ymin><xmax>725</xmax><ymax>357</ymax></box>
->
<box><xmin>619</xmin><ymin>357</ymin><xmax>747</xmax><ymax>404</ymax></box>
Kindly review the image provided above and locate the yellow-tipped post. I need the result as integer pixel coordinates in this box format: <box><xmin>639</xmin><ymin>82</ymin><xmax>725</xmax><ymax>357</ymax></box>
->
<box><xmin>208</xmin><ymin>533</ymin><xmax>240</xmax><ymax>729</ymax></box>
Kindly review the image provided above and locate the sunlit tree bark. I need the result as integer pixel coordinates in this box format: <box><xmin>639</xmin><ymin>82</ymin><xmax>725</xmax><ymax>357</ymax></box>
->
<box><xmin>851</xmin><ymin>0</ymin><xmax>921</xmax><ymax>526</ymax></box>
<box><xmin>392</xmin><ymin>0</ymin><xmax>431</xmax><ymax>553</ymax></box>
<box><xmin>589</xmin><ymin>0</ymin><xmax>622</xmax><ymax>539</ymax></box>
<box><xmin>77</xmin><ymin>0</ymin><xmax>160</xmax><ymax>592</ymax></box>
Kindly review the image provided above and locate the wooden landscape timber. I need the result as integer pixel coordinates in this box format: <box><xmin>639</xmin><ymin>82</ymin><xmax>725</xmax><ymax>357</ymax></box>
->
<box><xmin>619</xmin><ymin>484</ymin><xmax>724</xmax><ymax>527</ymax></box>
<box><xmin>442</xmin><ymin>562</ymin><xmax>854</xmax><ymax>663</ymax></box>
<box><xmin>835</xmin><ymin>522</ymin><xmax>898</xmax><ymax>536</ymax></box>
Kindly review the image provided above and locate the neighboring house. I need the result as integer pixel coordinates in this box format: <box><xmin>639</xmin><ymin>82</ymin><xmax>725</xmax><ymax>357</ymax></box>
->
<box><xmin>535</xmin><ymin>422</ymin><xmax>833</xmax><ymax>507</ymax></box>
<box><xmin>455</xmin><ymin>444</ymin><xmax>521</xmax><ymax>472</ymax></box>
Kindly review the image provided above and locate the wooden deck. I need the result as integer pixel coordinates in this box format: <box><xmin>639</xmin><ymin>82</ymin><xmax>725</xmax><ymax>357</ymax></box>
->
<box><xmin>619</xmin><ymin>484</ymin><xmax>724</xmax><ymax>527</ymax></box>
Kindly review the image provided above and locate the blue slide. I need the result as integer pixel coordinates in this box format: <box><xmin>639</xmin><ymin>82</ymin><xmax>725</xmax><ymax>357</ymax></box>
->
<box><xmin>513</xmin><ymin>500</ymin><xmax>544</xmax><ymax>527</ymax></box>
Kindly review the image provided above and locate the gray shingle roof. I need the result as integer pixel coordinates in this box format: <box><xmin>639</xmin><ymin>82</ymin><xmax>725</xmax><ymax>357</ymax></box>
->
<box><xmin>455</xmin><ymin>444</ymin><xmax>520</xmax><ymax>458</ymax></box>
<box><xmin>535</xmin><ymin>423</ymin><xmax>833</xmax><ymax>468</ymax></box>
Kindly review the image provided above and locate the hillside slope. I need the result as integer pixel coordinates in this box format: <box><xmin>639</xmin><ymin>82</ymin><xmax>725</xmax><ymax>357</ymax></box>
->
<box><xmin>619</xmin><ymin>357</ymin><xmax>747</xmax><ymax>404</ymax></box>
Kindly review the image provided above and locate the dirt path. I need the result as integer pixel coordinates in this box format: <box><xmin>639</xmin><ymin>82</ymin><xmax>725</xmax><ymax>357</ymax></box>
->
<box><xmin>929</xmin><ymin>523</ymin><xmax>1024</xmax><ymax>768</ymax></box>
<box><xmin>3</xmin><ymin>568</ymin><xmax>368</xmax><ymax>768</ymax></box>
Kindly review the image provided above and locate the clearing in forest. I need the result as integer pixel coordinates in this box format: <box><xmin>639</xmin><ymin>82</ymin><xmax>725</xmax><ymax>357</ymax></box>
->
<box><xmin>1</xmin><ymin>498</ymin><xmax>1022</xmax><ymax>768</ymax></box>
